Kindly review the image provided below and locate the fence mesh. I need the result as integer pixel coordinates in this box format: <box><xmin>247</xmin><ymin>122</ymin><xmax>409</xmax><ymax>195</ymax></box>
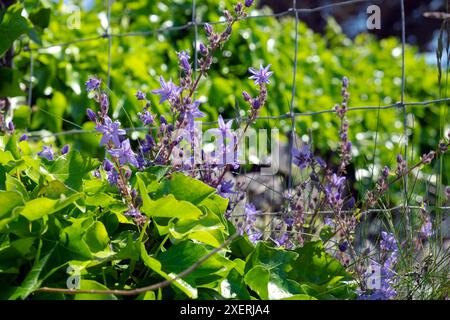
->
<box><xmin>22</xmin><ymin>0</ymin><xmax>450</xmax><ymax>218</ymax></box>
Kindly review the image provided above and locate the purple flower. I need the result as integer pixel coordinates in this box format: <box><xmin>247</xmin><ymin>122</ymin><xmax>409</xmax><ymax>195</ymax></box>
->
<box><xmin>7</xmin><ymin>121</ymin><xmax>14</xmax><ymax>132</ymax></box>
<box><xmin>211</xmin><ymin>115</ymin><xmax>233</xmax><ymax>137</ymax></box>
<box><xmin>331</xmin><ymin>174</ymin><xmax>346</xmax><ymax>188</ymax></box>
<box><xmin>382</xmin><ymin>166</ymin><xmax>390</xmax><ymax>178</ymax></box>
<box><xmin>100</xmin><ymin>93</ymin><xmax>109</xmax><ymax>114</ymax></box>
<box><xmin>38</xmin><ymin>145</ymin><xmax>54</xmax><ymax>161</ymax></box>
<box><xmin>102</xmin><ymin>159</ymin><xmax>115</xmax><ymax>171</ymax></box>
<box><xmin>359</xmin><ymin>231</ymin><xmax>400</xmax><ymax>300</ymax></box>
<box><xmin>140</xmin><ymin>134</ymin><xmax>155</xmax><ymax>153</ymax></box>
<box><xmin>19</xmin><ymin>134</ymin><xmax>28</xmax><ymax>142</ymax></box>
<box><xmin>135</xmin><ymin>90</ymin><xmax>146</xmax><ymax>100</ymax></box>
<box><xmin>292</xmin><ymin>144</ymin><xmax>312</xmax><ymax>169</ymax></box>
<box><xmin>324</xmin><ymin>218</ymin><xmax>335</xmax><ymax>227</ymax></box>
<box><xmin>242</xmin><ymin>91</ymin><xmax>251</xmax><ymax>101</ymax></box>
<box><xmin>151</xmin><ymin>76</ymin><xmax>180</xmax><ymax>104</ymax></box>
<box><xmin>248</xmin><ymin>64</ymin><xmax>273</xmax><ymax>85</ymax></box>
<box><xmin>380</xmin><ymin>231</ymin><xmax>398</xmax><ymax>252</ymax></box>
<box><xmin>85</xmin><ymin>76</ymin><xmax>101</xmax><ymax>92</ymax></box>
<box><xmin>204</xmin><ymin>23</ymin><xmax>213</xmax><ymax>36</ymax></box>
<box><xmin>420</xmin><ymin>220</ymin><xmax>433</xmax><ymax>238</ymax></box>
<box><xmin>108</xmin><ymin>139</ymin><xmax>138</xmax><ymax>167</ymax></box>
<box><xmin>274</xmin><ymin>232</ymin><xmax>289</xmax><ymax>247</ymax></box>
<box><xmin>177</xmin><ymin>50</ymin><xmax>191</xmax><ymax>72</ymax></box>
<box><xmin>95</xmin><ymin>116</ymin><xmax>126</xmax><ymax>147</ymax></box>
<box><xmin>106</xmin><ymin>169</ymin><xmax>119</xmax><ymax>185</ymax></box>
<box><xmin>338</xmin><ymin>241</ymin><xmax>348</xmax><ymax>252</ymax></box>
<box><xmin>138</xmin><ymin>110</ymin><xmax>154</xmax><ymax>126</ymax></box>
<box><xmin>243</xmin><ymin>203</ymin><xmax>262</xmax><ymax>243</ymax></box>
<box><xmin>217</xmin><ymin>179</ymin><xmax>236</xmax><ymax>199</ymax></box>
<box><xmin>61</xmin><ymin>144</ymin><xmax>70</xmax><ymax>155</ymax></box>
<box><xmin>125</xmin><ymin>207</ymin><xmax>141</xmax><ymax>217</ymax></box>
<box><xmin>199</xmin><ymin>43</ymin><xmax>208</xmax><ymax>56</ymax></box>
<box><xmin>245</xmin><ymin>0</ymin><xmax>254</xmax><ymax>7</ymax></box>
<box><xmin>185</xmin><ymin>100</ymin><xmax>205</xmax><ymax>128</ymax></box>
<box><xmin>92</xmin><ymin>169</ymin><xmax>101</xmax><ymax>179</ymax></box>
<box><xmin>325</xmin><ymin>174</ymin><xmax>346</xmax><ymax>208</ymax></box>
<box><xmin>315</xmin><ymin>156</ymin><xmax>327</xmax><ymax>169</ymax></box>
<box><xmin>86</xmin><ymin>108</ymin><xmax>97</xmax><ymax>122</ymax></box>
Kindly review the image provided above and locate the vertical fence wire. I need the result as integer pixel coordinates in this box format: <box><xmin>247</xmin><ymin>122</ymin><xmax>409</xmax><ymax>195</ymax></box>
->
<box><xmin>288</xmin><ymin>1</ymin><xmax>300</xmax><ymax>198</ymax></box>
<box><xmin>106</xmin><ymin>0</ymin><xmax>112</xmax><ymax>88</ymax></box>
<box><xmin>399</xmin><ymin>0</ymin><xmax>411</xmax><ymax>240</ymax></box>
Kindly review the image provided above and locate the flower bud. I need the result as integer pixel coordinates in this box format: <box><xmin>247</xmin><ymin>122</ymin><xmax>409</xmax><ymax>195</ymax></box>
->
<box><xmin>242</xmin><ymin>91</ymin><xmax>251</xmax><ymax>101</ymax></box>
<box><xmin>86</xmin><ymin>108</ymin><xmax>97</xmax><ymax>122</ymax></box>
<box><xmin>204</xmin><ymin>23</ymin><xmax>213</xmax><ymax>36</ymax></box>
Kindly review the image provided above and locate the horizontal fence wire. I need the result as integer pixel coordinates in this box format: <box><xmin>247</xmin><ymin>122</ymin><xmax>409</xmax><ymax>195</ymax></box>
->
<box><xmin>22</xmin><ymin>0</ymin><xmax>450</xmax><ymax>219</ymax></box>
<box><xmin>28</xmin><ymin>0</ymin><xmax>379</xmax><ymax>52</ymax></box>
<box><xmin>25</xmin><ymin>98</ymin><xmax>450</xmax><ymax>138</ymax></box>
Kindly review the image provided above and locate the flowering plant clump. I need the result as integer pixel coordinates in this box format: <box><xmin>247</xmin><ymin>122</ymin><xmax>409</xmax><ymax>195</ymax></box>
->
<box><xmin>0</xmin><ymin>0</ymin><xmax>449</xmax><ymax>302</ymax></box>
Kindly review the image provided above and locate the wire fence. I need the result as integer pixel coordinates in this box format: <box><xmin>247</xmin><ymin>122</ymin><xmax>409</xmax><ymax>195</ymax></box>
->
<box><xmin>22</xmin><ymin>0</ymin><xmax>450</xmax><ymax>216</ymax></box>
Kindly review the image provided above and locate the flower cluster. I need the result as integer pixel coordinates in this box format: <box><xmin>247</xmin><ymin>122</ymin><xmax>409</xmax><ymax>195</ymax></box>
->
<box><xmin>85</xmin><ymin>77</ymin><xmax>144</xmax><ymax>225</ymax></box>
<box><xmin>359</xmin><ymin>231</ymin><xmax>399</xmax><ymax>300</ymax></box>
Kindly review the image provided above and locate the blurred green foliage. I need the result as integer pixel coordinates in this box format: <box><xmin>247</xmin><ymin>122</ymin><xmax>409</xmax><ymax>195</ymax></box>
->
<box><xmin>3</xmin><ymin>0</ymin><xmax>449</xmax><ymax>199</ymax></box>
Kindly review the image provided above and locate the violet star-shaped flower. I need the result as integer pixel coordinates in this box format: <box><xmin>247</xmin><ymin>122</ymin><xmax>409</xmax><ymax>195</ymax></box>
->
<box><xmin>331</xmin><ymin>173</ymin><xmax>346</xmax><ymax>188</ymax></box>
<box><xmin>151</xmin><ymin>76</ymin><xmax>180</xmax><ymax>104</ymax></box>
<box><xmin>210</xmin><ymin>115</ymin><xmax>233</xmax><ymax>138</ymax></box>
<box><xmin>188</xmin><ymin>100</ymin><xmax>205</xmax><ymax>119</ymax></box>
<box><xmin>185</xmin><ymin>100</ymin><xmax>205</xmax><ymax>128</ymax></box>
<box><xmin>38</xmin><ymin>145</ymin><xmax>54</xmax><ymax>161</ymax></box>
<box><xmin>248</xmin><ymin>64</ymin><xmax>273</xmax><ymax>85</ymax></box>
<box><xmin>108</xmin><ymin>139</ymin><xmax>138</xmax><ymax>167</ymax></box>
<box><xmin>95</xmin><ymin>116</ymin><xmax>126</xmax><ymax>147</ymax></box>
<box><xmin>292</xmin><ymin>144</ymin><xmax>312</xmax><ymax>169</ymax></box>
<box><xmin>217</xmin><ymin>179</ymin><xmax>236</xmax><ymax>199</ymax></box>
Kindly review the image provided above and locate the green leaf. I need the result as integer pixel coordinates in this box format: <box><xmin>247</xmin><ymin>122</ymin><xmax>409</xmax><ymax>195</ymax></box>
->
<box><xmin>140</xmin><ymin>192</ymin><xmax>202</xmax><ymax>219</ymax></box>
<box><xmin>158</xmin><ymin>172</ymin><xmax>216</xmax><ymax>204</ymax></box>
<box><xmin>5</xmin><ymin>135</ymin><xmax>20</xmax><ymax>159</ymax></box>
<box><xmin>0</xmin><ymin>4</ymin><xmax>30</xmax><ymax>57</ymax></box>
<box><xmin>221</xmin><ymin>269</ymin><xmax>251</xmax><ymax>299</ymax></box>
<box><xmin>140</xmin><ymin>243</ymin><xmax>197</xmax><ymax>299</ymax></box>
<box><xmin>244</xmin><ymin>266</ymin><xmax>269</xmax><ymax>299</ymax></box>
<box><xmin>20</xmin><ymin>193</ymin><xmax>81</xmax><ymax>221</ymax></box>
<box><xmin>29</xmin><ymin>8</ymin><xmax>51</xmax><ymax>30</ymax></box>
<box><xmin>245</xmin><ymin>242</ymin><xmax>298</xmax><ymax>275</ymax></box>
<box><xmin>84</xmin><ymin>221</ymin><xmax>109</xmax><ymax>253</ymax></box>
<box><xmin>11</xmin><ymin>244</ymin><xmax>56</xmax><ymax>300</ymax></box>
<box><xmin>289</xmin><ymin>240</ymin><xmax>350</xmax><ymax>285</ymax></box>
<box><xmin>319</xmin><ymin>225</ymin><xmax>334</xmax><ymax>242</ymax></box>
<box><xmin>198</xmin><ymin>194</ymin><xmax>229</xmax><ymax>217</ymax></box>
<box><xmin>169</xmin><ymin>211</ymin><xmax>226</xmax><ymax>247</ymax></box>
<box><xmin>74</xmin><ymin>280</ymin><xmax>117</xmax><ymax>300</ymax></box>
<box><xmin>243</xmin><ymin>242</ymin><xmax>305</xmax><ymax>300</ymax></box>
<box><xmin>0</xmin><ymin>68</ymin><xmax>23</xmax><ymax>97</ymax></box>
<box><xmin>0</xmin><ymin>150</ymin><xmax>14</xmax><ymax>165</ymax></box>
<box><xmin>158</xmin><ymin>241</ymin><xmax>234</xmax><ymax>287</ymax></box>
<box><xmin>49</xmin><ymin>150</ymin><xmax>100</xmax><ymax>190</ymax></box>
<box><xmin>0</xmin><ymin>191</ymin><xmax>24</xmax><ymax>218</ymax></box>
